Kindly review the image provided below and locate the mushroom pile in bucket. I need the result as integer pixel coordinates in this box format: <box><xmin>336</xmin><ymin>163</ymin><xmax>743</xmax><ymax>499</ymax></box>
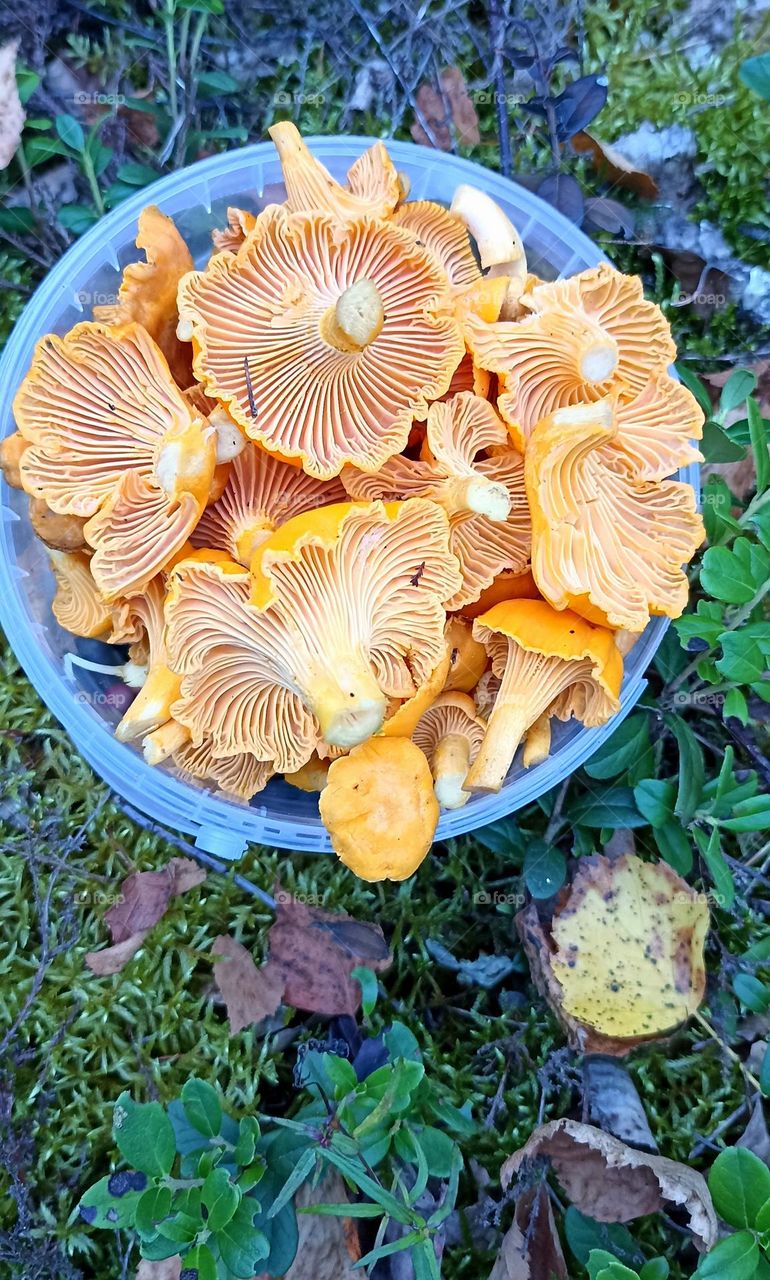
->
<box><xmin>3</xmin><ymin>125</ymin><xmax>706</xmax><ymax>882</ymax></box>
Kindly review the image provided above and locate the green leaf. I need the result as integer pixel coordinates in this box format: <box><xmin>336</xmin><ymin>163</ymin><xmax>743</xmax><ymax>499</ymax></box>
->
<box><xmin>473</xmin><ymin>818</ymin><xmax>522</xmax><ymax>858</ymax></box>
<box><xmin>135</xmin><ymin>1184</ymin><xmax>172</xmax><ymax>1238</ymax></box>
<box><xmin>701</xmin><ymin>419</ymin><xmax>747</xmax><ymax>464</ymax></box>
<box><xmin>583</xmin><ymin>714</ymin><xmax>652</xmax><ymax>780</ymax></box>
<box><xmin>564</xmin><ymin>1208</ymin><xmax>644</xmax><ymax>1268</ymax></box>
<box><xmin>116</xmin><ymin>161</ymin><xmax>160</xmax><ymax>185</ymax></box>
<box><xmin>352</xmin><ymin>965</ymin><xmax>379</xmax><ymax>1018</ymax></box>
<box><xmin>587</xmin><ymin>1251</ymin><xmax>622</xmax><ymax>1280</ymax></box>
<box><xmin>724</xmin><ymin>688</ymin><xmax>749</xmax><ymax>726</ymax></box>
<box><xmin>179</xmin><ymin>1242</ymin><xmax>217</xmax><ymax>1280</ymax></box>
<box><xmin>709</xmin><ymin>1147</ymin><xmax>770</xmax><ymax>1228</ymax></box>
<box><xmin>675</xmin><ymin>601</ymin><xmax>726</xmax><ymax>652</ymax></box>
<box><xmin>569</xmin><ymin>786</ymin><xmax>646</xmax><ymax>829</ymax></box>
<box><xmin>760</xmin><ymin>1045</ymin><xmax>770</xmax><ymax>1099</ymax></box>
<box><xmin>663</xmin><ymin>714</ymin><xmax>705</xmax><ymax>823</ymax></box>
<box><xmin>597</xmin><ymin>1265</ymin><xmax>639</xmax><ymax>1280</ymax></box>
<box><xmin>250</xmin><ymin>1132</ymin><xmax>302</xmax><ymax>1275</ymax></box>
<box><xmin>197</xmin><ymin>69</ymin><xmax>240</xmax><ymax>94</ymax></box>
<box><xmin>702</xmin><ymin>475</ymin><xmax>743</xmax><ymax>544</ymax></box>
<box><xmin>721</xmin><ymin>795</ymin><xmax>770</xmax><ymax>832</ymax></box>
<box><xmin>78</xmin><ymin>1173</ymin><xmax>148</xmax><ymax>1229</ymax></box>
<box><xmin>701</xmin><ymin>539</ymin><xmax>770</xmax><ymax>605</ymax></box>
<box><xmin>414</xmin><ymin>1126</ymin><xmax>456</xmax><ymax>1178</ymax></box>
<box><xmin>633</xmin><ymin>779</ymin><xmax>676</xmax><ymax>827</ymax></box>
<box><xmin>55</xmin><ymin>112</ymin><xmax>86</xmax><ymax>152</ymax></box>
<box><xmin>24</xmin><ymin>134</ymin><xmax>70</xmax><ymax>165</ymax></box>
<box><xmin>719</xmin><ymin>370</ymin><xmax>758</xmax><ymax>419</ymax></box>
<box><xmin>523</xmin><ymin>840</ymin><xmax>566</xmax><ymax>898</ymax></box>
<box><xmin>355</xmin><ymin>1230</ymin><xmax>424</xmax><ymax>1269</ymax></box>
<box><xmin>202</xmin><ymin>1166</ymin><xmax>240</xmax><ymax>1231</ymax></box>
<box><xmin>182</xmin><ymin>1078</ymin><xmax>222</xmax><ymax>1139</ymax></box>
<box><xmin>214</xmin><ymin>1199</ymin><xmax>270</xmax><ymax>1277</ymax></box>
<box><xmin>741</xmin><ymin>51</ymin><xmax>770</xmax><ymax>99</ymax></box>
<box><xmin>384</xmin><ymin>1022</ymin><xmax>422</xmax><ymax>1063</ymax></box>
<box><xmin>267</xmin><ymin>1145</ymin><xmax>317</xmax><ymax>1219</ymax></box>
<box><xmin>733</xmin><ymin>973</ymin><xmax>770</xmax><ymax>1015</ymax></box>
<box><xmin>640</xmin><ymin>1260</ymin><xmax>670</xmax><ymax>1280</ymax></box>
<box><xmin>675</xmin><ymin>364</ymin><xmax>713</xmax><ymax>415</ymax></box>
<box><xmin>156</xmin><ymin>1212</ymin><xmax>198</xmax><ymax>1243</ymax></box>
<box><xmin>139</xmin><ymin>1232</ymin><xmax>183</xmax><ymax>1260</ymax></box>
<box><xmin>16</xmin><ymin>65</ymin><xmax>41</xmax><ymax>104</ymax></box>
<box><xmin>0</xmin><ymin>207</ymin><xmax>36</xmax><ymax>234</ymax></box>
<box><xmin>232</xmin><ymin>1116</ymin><xmax>260</xmax><ymax>1167</ymax></box>
<box><xmin>58</xmin><ymin>204</ymin><xmax>99</xmax><ymax>234</ymax></box>
<box><xmin>693</xmin><ymin>826</ymin><xmax>735</xmax><ymax>909</ymax></box>
<box><xmin>113</xmin><ymin>1094</ymin><xmax>176</xmax><ymax>1178</ymax></box>
<box><xmin>653</xmin><ymin>822</ymin><xmax>693</xmax><ymax>876</ymax></box>
<box><xmin>696</xmin><ymin>1230</ymin><xmax>758</xmax><ymax>1279</ymax></box>
<box><xmin>717</xmin><ymin>624</ymin><xmax>770</xmax><ymax>684</ymax></box>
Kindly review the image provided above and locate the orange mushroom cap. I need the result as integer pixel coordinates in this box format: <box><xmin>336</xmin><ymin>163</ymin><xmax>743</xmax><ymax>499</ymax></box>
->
<box><xmin>211</xmin><ymin>206</ymin><xmax>257</xmax><ymax>254</ymax></box>
<box><xmin>191</xmin><ymin>443</ymin><xmax>345</xmax><ymax>566</ymax></box>
<box><xmin>284</xmin><ymin>753</ymin><xmax>330</xmax><ymax>793</ymax></box>
<box><xmin>526</xmin><ymin>399</ymin><xmax>705</xmax><ymax>631</ymax></box>
<box><xmin>443</xmin><ymin>616</ymin><xmax>488</xmax><ymax>693</ymax></box>
<box><xmin>393</xmin><ymin>200</ymin><xmax>481</xmax><ymax>291</ymax></box>
<box><xmin>29</xmin><ymin>499</ymin><xmax>87</xmax><ymax>552</ymax></box>
<box><xmin>465</xmin><ymin>263</ymin><xmax>677</xmax><ymax>447</ymax></box>
<box><xmin>166</xmin><ymin>499</ymin><xmax>461</xmax><ymax>763</ymax></box>
<box><xmin>460</xmin><ymin>567</ymin><xmax>540</xmax><ymax>620</ymax></box>
<box><xmin>379</xmin><ymin>643</ymin><xmax>451</xmax><ymax>739</ymax></box>
<box><xmin>269</xmin><ymin>122</ymin><xmax>401</xmax><ymax>221</ymax></box>
<box><xmin>93</xmin><ymin>205</ymin><xmax>195</xmax><ymax>388</ymax></box>
<box><xmin>412</xmin><ymin>690</ymin><xmax>486</xmax><ymax>810</ymax></box>
<box><xmin>342</xmin><ymin>391</ymin><xmax>530</xmax><ymax>609</ymax></box>
<box><xmin>0</xmin><ymin>431</ymin><xmax>28</xmax><ymax>489</ymax></box>
<box><xmin>465</xmin><ymin>598</ymin><xmax>622</xmax><ymax>792</ymax></box>
<box><xmin>49</xmin><ymin>550</ymin><xmax>112</xmax><ymax>638</ymax></box>
<box><xmin>176</xmin><ymin>204</ymin><xmax>464</xmax><ymax>479</ymax></box>
<box><xmin>319</xmin><ymin>737</ymin><xmax>439</xmax><ymax>881</ymax></box>
<box><xmin>109</xmin><ymin>574</ymin><xmax>182</xmax><ymax>742</ymax></box>
<box><xmin>14</xmin><ymin>322</ymin><xmax>217</xmax><ymax>600</ymax></box>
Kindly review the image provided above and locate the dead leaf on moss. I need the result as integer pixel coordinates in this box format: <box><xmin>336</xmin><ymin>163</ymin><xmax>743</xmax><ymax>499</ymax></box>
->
<box><xmin>488</xmin><ymin>1183</ymin><xmax>568</xmax><ymax>1280</ymax></box>
<box><xmin>267</xmin><ymin>892</ymin><xmax>391</xmax><ymax>1016</ymax></box>
<box><xmin>284</xmin><ymin>1172</ymin><xmax>361</xmax><ymax>1279</ymax></box>
<box><xmin>211</xmin><ymin>934</ymin><xmax>285</xmax><ymax>1034</ymax></box>
<box><xmin>518</xmin><ymin>854</ymin><xmax>708</xmax><ymax>1055</ymax></box>
<box><xmin>85</xmin><ymin>857</ymin><xmax>205</xmax><ymax>975</ymax></box>
<box><xmin>500</xmin><ymin>1119</ymin><xmax>718</xmax><ymax>1252</ymax></box>
<box><xmin>737</xmin><ymin>1097</ymin><xmax>770</xmax><ymax>1167</ymax></box>
<box><xmin>412</xmin><ymin>66</ymin><xmax>480</xmax><ymax>150</ymax></box>
<box><xmin>583</xmin><ymin>1057</ymin><xmax>658</xmax><ymax>1152</ymax></box>
<box><xmin>0</xmin><ymin>42</ymin><xmax>25</xmax><ymax>170</ymax></box>
<box><xmin>572</xmin><ymin>131</ymin><xmax>658</xmax><ymax>200</ymax></box>
<box><xmin>135</xmin><ymin>1259</ymin><xmax>180</xmax><ymax>1280</ymax></box>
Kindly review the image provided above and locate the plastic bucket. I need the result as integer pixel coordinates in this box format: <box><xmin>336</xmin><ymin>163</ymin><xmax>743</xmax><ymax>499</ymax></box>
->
<box><xmin>0</xmin><ymin>137</ymin><xmax>699</xmax><ymax>859</ymax></box>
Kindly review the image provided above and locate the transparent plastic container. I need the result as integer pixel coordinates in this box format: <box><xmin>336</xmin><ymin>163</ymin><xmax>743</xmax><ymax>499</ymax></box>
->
<box><xmin>0</xmin><ymin>137</ymin><xmax>699</xmax><ymax>859</ymax></box>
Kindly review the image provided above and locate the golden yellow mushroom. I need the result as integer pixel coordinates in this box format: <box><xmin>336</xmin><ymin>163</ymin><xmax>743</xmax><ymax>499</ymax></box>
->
<box><xmin>269</xmin><ymin>121</ymin><xmax>401</xmax><ymax>221</ymax></box>
<box><xmin>49</xmin><ymin>550</ymin><xmax>112</xmax><ymax>638</ymax></box>
<box><xmin>443</xmin><ymin>616</ymin><xmax>488</xmax><ymax>693</ymax></box>
<box><xmin>412</xmin><ymin>691</ymin><xmax>486</xmax><ymax>809</ymax></box>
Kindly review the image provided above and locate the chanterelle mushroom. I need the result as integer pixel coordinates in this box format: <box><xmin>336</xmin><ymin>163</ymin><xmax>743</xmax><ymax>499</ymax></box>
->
<box><xmin>526</xmin><ymin>399</ymin><xmax>705</xmax><ymax>631</ymax></box>
<box><xmin>14</xmin><ymin>322</ymin><xmax>218</xmax><ymax>599</ymax></box>
<box><xmin>412</xmin><ymin>691</ymin><xmax>486</xmax><ymax>809</ymax></box>
<box><xmin>269</xmin><ymin>122</ymin><xmax>401</xmax><ymax>221</ymax></box>
<box><xmin>342</xmin><ymin>391</ymin><xmax>530</xmax><ymax>609</ymax></box>
<box><xmin>109</xmin><ymin>575</ymin><xmax>182</xmax><ymax>743</ymax></box>
<box><xmin>211</xmin><ymin>206</ymin><xmax>257</xmax><ymax>254</ymax></box>
<box><xmin>443</xmin><ymin>616</ymin><xmax>488</xmax><ymax>693</ymax></box>
<box><xmin>174</xmin><ymin>735</ymin><xmax>273</xmax><ymax>801</ymax></box>
<box><xmin>319</xmin><ymin>737</ymin><xmax>439</xmax><ymax>881</ymax></box>
<box><xmin>176</xmin><ymin>204</ymin><xmax>464</xmax><ymax>478</ymax></box>
<box><xmin>191</xmin><ymin>444</ymin><xmax>345</xmax><ymax>566</ymax></box>
<box><xmin>93</xmin><ymin>205</ymin><xmax>195</xmax><ymax>388</ymax></box>
<box><xmin>165</xmin><ymin>500</ymin><xmax>461</xmax><ymax>764</ymax></box>
<box><xmin>465</xmin><ymin>599</ymin><xmax>622</xmax><ymax>792</ymax></box>
<box><xmin>393</xmin><ymin>200</ymin><xmax>481</xmax><ymax>291</ymax></box>
<box><xmin>49</xmin><ymin>550</ymin><xmax>111</xmax><ymax>638</ymax></box>
<box><xmin>464</xmin><ymin>263</ymin><xmax>677</xmax><ymax>449</ymax></box>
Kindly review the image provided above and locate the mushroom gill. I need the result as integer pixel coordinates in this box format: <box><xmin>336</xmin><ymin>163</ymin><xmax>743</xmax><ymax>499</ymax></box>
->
<box><xmin>412</xmin><ymin>691</ymin><xmax>486</xmax><ymax>810</ymax></box>
<box><xmin>49</xmin><ymin>550</ymin><xmax>112</xmax><ymax>638</ymax></box>
<box><xmin>211</xmin><ymin>206</ymin><xmax>257</xmax><ymax>254</ymax></box>
<box><xmin>526</xmin><ymin>399</ymin><xmax>705</xmax><ymax>632</ymax></box>
<box><xmin>393</xmin><ymin>200</ymin><xmax>481</xmax><ymax>291</ymax></box>
<box><xmin>109</xmin><ymin>574</ymin><xmax>182</xmax><ymax>743</ymax></box>
<box><xmin>176</xmin><ymin>205</ymin><xmax>464</xmax><ymax>478</ymax></box>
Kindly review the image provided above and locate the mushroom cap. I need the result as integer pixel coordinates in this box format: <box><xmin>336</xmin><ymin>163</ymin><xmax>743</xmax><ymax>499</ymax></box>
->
<box><xmin>466</xmin><ymin>263</ymin><xmax>677</xmax><ymax>445</ymax></box>
<box><xmin>109</xmin><ymin>575</ymin><xmax>182</xmax><ymax>742</ymax></box>
<box><xmin>380</xmin><ymin>643</ymin><xmax>451</xmax><ymax>738</ymax></box>
<box><xmin>211</xmin><ymin>206</ymin><xmax>257</xmax><ymax>254</ymax></box>
<box><xmin>269</xmin><ymin>122</ymin><xmax>401</xmax><ymax>221</ymax></box>
<box><xmin>166</xmin><ymin>499</ymin><xmax>461</xmax><ymax>761</ymax></box>
<box><xmin>393</xmin><ymin>200</ymin><xmax>481</xmax><ymax>290</ymax></box>
<box><xmin>443</xmin><ymin>616</ymin><xmax>488</xmax><ymax>693</ymax></box>
<box><xmin>15</xmin><ymin>322</ymin><xmax>216</xmax><ymax>599</ymax></box>
<box><xmin>0</xmin><ymin>431</ymin><xmax>28</xmax><ymax>489</ymax></box>
<box><xmin>284</xmin><ymin>754</ymin><xmax>330</xmax><ymax>793</ymax></box>
<box><xmin>29</xmin><ymin>499</ymin><xmax>87</xmax><ymax>552</ymax></box>
<box><xmin>342</xmin><ymin>391</ymin><xmax>530</xmax><ymax>609</ymax></box>
<box><xmin>93</xmin><ymin>205</ymin><xmax>194</xmax><ymax>388</ymax></box>
<box><xmin>412</xmin><ymin>689</ymin><xmax>485</xmax><ymax>757</ymax></box>
<box><xmin>176</xmin><ymin>204</ymin><xmax>464</xmax><ymax>479</ymax></box>
<box><xmin>460</xmin><ymin>567</ymin><xmax>540</xmax><ymax>620</ymax></box>
<box><xmin>526</xmin><ymin>399</ymin><xmax>705</xmax><ymax>631</ymax></box>
<box><xmin>49</xmin><ymin>550</ymin><xmax>112</xmax><ymax>638</ymax></box>
<box><xmin>174</xmin><ymin>736</ymin><xmax>273</xmax><ymax>800</ymax></box>
<box><xmin>614</xmin><ymin>372</ymin><xmax>704</xmax><ymax>481</ymax></box>
<box><xmin>319</xmin><ymin>737</ymin><xmax>439</xmax><ymax>881</ymax></box>
<box><xmin>191</xmin><ymin>443</ymin><xmax>346</xmax><ymax>566</ymax></box>
<box><xmin>473</xmin><ymin>598</ymin><xmax>623</xmax><ymax>693</ymax></box>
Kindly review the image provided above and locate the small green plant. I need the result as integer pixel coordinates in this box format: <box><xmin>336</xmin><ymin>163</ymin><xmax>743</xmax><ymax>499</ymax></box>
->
<box><xmin>75</xmin><ymin>1021</ymin><xmax>469</xmax><ymax>1278</ymax></box>
<box><xmin>697</xmin><ymin>1148</ymin><xmax>770</xmax><ymax>1278</ymax></box>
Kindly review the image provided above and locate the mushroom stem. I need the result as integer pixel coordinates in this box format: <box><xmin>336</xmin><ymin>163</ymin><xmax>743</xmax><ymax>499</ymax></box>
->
<box><xmin>432</xmin><ymin>733</ymin><xmax>473</xmax><ymax>810</ymax></box>
<box><xmin>143</xmin><ymin>718</ymin><xmax>190</xmax><ymax>765</ymax></box>
<box><xmin>465</xmin><ymin>699</ymin><xmax>533</xmax><ymax>792</ymax></box>
<box><xmin>523</xmin><ymin>713</ymin><xmax>552</xmax><ymax>768</ymax></box>
<box><xmin>234</xmin><ymin>518</ymin><xmax>277</xmax><ymax>566</ymax></box>
<box><xmin>321</xmin><ymin>280</ymin><xmax>385</xmax><ymax>351</ymax></box>
<box><xmin>303</xmin><ymin>658</ymin><xmax>386</xmax><ymax>749</ymax></box>
<box><xmin>438</xmin><ymin>475</ymin><xmax>512</xmax><ymax>521</ymax></box>
<box><xmin>115</xmin><ymin>663</ymin><xmax>183</xmax><ymax>743</ymax></box>
<box><xmin>63</xmin><ymin>652</ymin><xmax>148</xmax><ymax>689</ymax></box>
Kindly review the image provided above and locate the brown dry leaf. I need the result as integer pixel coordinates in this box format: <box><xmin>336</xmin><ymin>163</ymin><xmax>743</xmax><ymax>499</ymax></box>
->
<box><xmin>571</xmin><ymin>131</ymin><xmax>658</xmax><ymax>200</ymax></box>
<box><xmin>488</xmin><ymin>1183</ymin><xmax>568</xmax><ymax>1280</ymax></box>
<box><xmin>0</xmin><ymin>42</ymin><xmax>25</xmax><ymax>170</ymax></box>
<box><xmin>517</xmin><ymin>854</ymin><xmax>709</xmax><ymax>1057</ymax></box>
<box><xmin>267</xmin><ymin>892</ymin><xmax>391</xmax><ymax>1016</ymax></box>
<box><xmin>412</xmin><ymin>66</ymin><xmax>480</xmax><ymax>150</ymax></box>
<box><xmin>283</xmin><ymin>1172</ymin><xmax>361</xmax><ymax>1279</ymax></box>
<box><xmin>500</xmin><ymin>1119</ymin><xmax>718</xmax><ymax>1252</ymax></box>
<box><xmin>135</xmin><ymin>1259</ymin><xmax>181</xmax><ymax>1280</ymax></box>
<box><xmin>737</xmin><ymin>1097</ymin><xmax>770</xmax><ymax>1167</ymax></box>
<box><xmin>211</xmin><ymin>935</ymin><xmax>285</xmax><ymax>1034</ymax></box>
<box><xmin>85</xmin><ymin>857</ymin><xmax>205</xmax><ymax>975</ymax></box>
